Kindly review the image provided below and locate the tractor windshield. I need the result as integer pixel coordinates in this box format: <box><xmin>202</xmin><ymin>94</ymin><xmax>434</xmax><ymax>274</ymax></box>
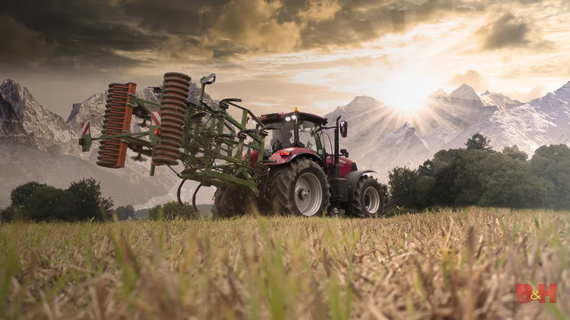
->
<box><xmin>264</xmin><ymin>120</ymin><xmax>322</xmax><ymax>155</ymax></box>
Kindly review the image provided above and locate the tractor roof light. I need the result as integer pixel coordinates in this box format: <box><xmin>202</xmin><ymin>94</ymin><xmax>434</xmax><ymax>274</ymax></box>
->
<box><xmin>285</xmin><ymin>116</ymin><xmax>291</xmax><ymax>122</ymax></box>
<box><xmin>291</xmin><ymin>115</ymin><xmax>297</xmax><ymax>120</ymax></box>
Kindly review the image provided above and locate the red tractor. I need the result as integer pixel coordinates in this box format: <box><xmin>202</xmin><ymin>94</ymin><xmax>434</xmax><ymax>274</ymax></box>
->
<box><xmin>213</xmin><ymin>108</ymin><xmax>388</xmax><ymax>218</ymax></box>
<box><xmin>78</xmin><ymin>72</ymin><xmax>388</xmax><ymax>218</ymax></box>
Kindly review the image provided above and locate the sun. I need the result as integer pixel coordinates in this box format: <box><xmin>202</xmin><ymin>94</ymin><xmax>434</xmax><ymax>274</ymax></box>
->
<box><xmin>372</xmin><ymin>70</ymin><xmax>436</xmax><ymax>118</ymax></box>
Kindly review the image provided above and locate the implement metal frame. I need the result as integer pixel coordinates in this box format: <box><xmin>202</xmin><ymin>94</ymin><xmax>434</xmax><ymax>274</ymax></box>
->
<box><xmin>82</xmin><ymin>76</ymin><xmax>267</xmax><ymax>195</ymax></box>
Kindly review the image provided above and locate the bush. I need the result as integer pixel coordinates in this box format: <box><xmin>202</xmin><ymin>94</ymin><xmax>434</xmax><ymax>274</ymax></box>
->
<box><xmin>3</xmin><ymin>179</ymin><xmax>114</xmax><ymax>222</ymax></box>
<box><xmin>24</xmin><ymin>186</ymin><xmax>74</xmax><ymax>222</ymax></box>
<box><xmin>10</xmin><ymin>182</ymin><xmax>45</xmax><ymax>209</ymax></box>
<box><xmin>148</xmin><ymin>202</ymin><xmax>198</xmax><ymax>221</ymax></box>
<box><xmin>387</xmin><ymin>134</ymin><xmax>566</xmax><ymax>212</ymax></box>
<box><xmin>115</xmin><ymin>205</ymin><xmax>136</xmax><ymax>221</ymax></box>
<box><xmin>1</xmin><ymin>206</ymin><xmax>24</xmax><ymax>223</ymax></box>
<box><xmin>529</xmin><ymin>144</ymin><xmax>570</xmax><ymax>209</ymax></box>
<box><xmin>67</xmin><ymin>178</ymin><xmax>113</xmax><ymax>221</ymax></box>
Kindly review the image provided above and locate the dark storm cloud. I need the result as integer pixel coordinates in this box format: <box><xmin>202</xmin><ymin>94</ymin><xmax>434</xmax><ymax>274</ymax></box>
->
<box><xmin>477</xmin><ymin>12</ymin><xmax>551</xmax><ymax>50</ymax></box>
<box><xmin>0</xmin><ymin>14</ymin><xmax>56</xmax><ymax>63</ymax></box>
<box><xmin>292</xmin><ymin>0</ymin><xmax>487</xmax><ymax>49</ymax></box>
<box><xmin>0</xmin><ymin>0</ymin><xmax>492</xmax><ymax>69</ymax></box>
<box><xmin>0</xmin><ymin>0</ymin><xmax>165</xmax><ymax>69</ymax></box>
<box><xmin>122</xmin><ymin>0</ymin><xmax>221</xmax><ymax>36</ymax></box>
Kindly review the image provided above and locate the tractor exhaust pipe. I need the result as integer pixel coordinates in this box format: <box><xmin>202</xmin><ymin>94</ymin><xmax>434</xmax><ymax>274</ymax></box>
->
<box><xmin>334</xmin><ymin>116</ymin><xmax>341</xmax><ymax>179</ymax></box>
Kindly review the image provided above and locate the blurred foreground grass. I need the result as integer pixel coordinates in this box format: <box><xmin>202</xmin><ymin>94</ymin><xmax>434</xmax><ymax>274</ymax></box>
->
<box><xmin>1</xmin><ymin>208</ymin><xmax>569</xmax><ymax>319</ymax></box>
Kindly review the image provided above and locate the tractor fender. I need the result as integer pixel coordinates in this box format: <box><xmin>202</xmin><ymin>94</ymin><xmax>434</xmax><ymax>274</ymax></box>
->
<box><xmin>344</xmin><ymin>170</ymin><xmax>376</xmax><ymax>201</ymax></box>
<box><xmin>266</xmin><ymin>147</ymin><xmax>325</xmax><ymax>167</ymax></box>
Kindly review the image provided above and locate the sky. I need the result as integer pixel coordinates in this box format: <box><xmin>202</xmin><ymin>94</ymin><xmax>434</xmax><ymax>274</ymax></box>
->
<box><xmin>1</xmin><ymin>0</ymin><xmax>570</xmax><ymax>120</ymax></box>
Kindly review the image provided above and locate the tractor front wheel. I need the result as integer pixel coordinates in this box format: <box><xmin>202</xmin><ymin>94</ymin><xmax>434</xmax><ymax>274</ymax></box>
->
<box><xmin>211</xmin><ymin>185</ymin><xmax>250</xmax><ymax>219</ymax></box>
<box><xmin>268</xmin><ymin>158</ymin><xmax>330</xmax><ymax>217</ymax></box>
<box><xmin>345</xmin><ymin>176</ymin><xmax>385</xmax><ymax>218</ymax></box>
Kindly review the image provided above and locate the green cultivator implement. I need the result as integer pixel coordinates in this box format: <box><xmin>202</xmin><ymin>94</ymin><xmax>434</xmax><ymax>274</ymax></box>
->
<box><xmin>79</xmin><ymin>71</ymin><xmax>389</xmax><ymax>218</ymax></box>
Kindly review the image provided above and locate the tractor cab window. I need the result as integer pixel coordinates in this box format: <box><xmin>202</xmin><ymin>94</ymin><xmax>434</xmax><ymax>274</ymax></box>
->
<box><xmin>297</xmin><ymin>121</ymin><xmax>320</xmax><ymax>153</ymax></box>
<box><xmin>266</xmin><ymin>121</ymin><xmax>295</xmax><ymax>152</ymax></box>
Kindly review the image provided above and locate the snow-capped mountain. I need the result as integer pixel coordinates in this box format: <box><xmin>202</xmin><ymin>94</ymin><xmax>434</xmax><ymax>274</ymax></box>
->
<box><xmin>444</xmin><ymin>81</ymin><xmax>570</xmax><ymax>153</ymax></box>
<box><xmin>1</xmin><ymin>80</ymin><xmax>77</xmax><ymax>155</ymax></box>
<box><xmin>326</xmin><ymin>81</ymin><xmax>570</xmax><ymax>181</ymax></box>
<box><xmin>480</xmin><ymin>90</ymin><xmax>523</xmax><ymax>110</ymax></box>
<box><xmin>0</xmin><ymin>79</ymin><xmax>216</xmax><ymax>208</ymax></box>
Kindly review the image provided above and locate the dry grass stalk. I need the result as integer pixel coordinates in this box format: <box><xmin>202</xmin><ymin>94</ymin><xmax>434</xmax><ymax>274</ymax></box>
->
<box><xmin>0</xmin><ymin>208</ymin><xmax>568</xmax><ymax>319</ymax></box>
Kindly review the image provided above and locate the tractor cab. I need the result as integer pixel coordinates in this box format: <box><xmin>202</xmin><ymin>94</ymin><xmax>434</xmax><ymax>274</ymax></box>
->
<box><xmin>258</xmin><ymin>110</ymin><xmax>327</xmax><ymax>159</ymax></box>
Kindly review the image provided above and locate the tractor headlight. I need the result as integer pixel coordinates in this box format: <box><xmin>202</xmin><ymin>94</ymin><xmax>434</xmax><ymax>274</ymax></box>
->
<box><xmin>285</xmin><ymin>116</ymin><xmax>291</xmax><ymax>121</ymax></box>
<box><xmin>291</xmin><ymin>115</ymin><xmax>297</xmax><ymax>120</ymax></box>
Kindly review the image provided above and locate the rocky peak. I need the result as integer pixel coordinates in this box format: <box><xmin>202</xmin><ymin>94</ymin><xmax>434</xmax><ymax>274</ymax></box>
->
<box><xmin>448</xmin><ymin>83</ymin><xmax>484</xmax><ymax>109</ymax></box>
<box><xmin>449</xmin><ymin>84</ymin><xmax>479</xmax><ymax>100</ymax></box>
<box><xmin>391</xmin><ymin>121</ymin><xmax>415</xmax><ymax>137</ymax></box>
<box><xmin>0</xmin><ymin>79</ymin><xmax>76</xmax><ymax>154</ymax></box>
<box><xmin>350</xmin><ymin>96</ymin><xmax>378</xmax><ymax>103</ymax></box>
<box><xmin>553</xmin><ymin>81</ymin><xmax>570</xmax><ymax>102</ymax></box>
<box><xmin>480</xmin><ymin>90</ymin><xmax>522</xmax><ymax>110</ymax></box>
<box><xmin>0</xmin><ymin>79</ymin><xmax>27</xmax><ymax>122</ymax></box>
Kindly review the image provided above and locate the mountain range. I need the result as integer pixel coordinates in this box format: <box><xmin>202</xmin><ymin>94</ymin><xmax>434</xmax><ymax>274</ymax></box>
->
<box><xmin>325</xmin><ymin>81</ymin><xmax>570</xmax><ymax>181</ymax></box>
<box><xmin>1</xmin><ymin>78</ymin><xmax>569</xmax><ymax>208</ymax></box>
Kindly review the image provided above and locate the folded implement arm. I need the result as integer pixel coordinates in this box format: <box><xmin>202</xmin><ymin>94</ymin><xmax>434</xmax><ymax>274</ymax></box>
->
<box><xmin>78</xmin><ymin>72</ymin><xmax>267</xmax><ymax>205</ymax></box>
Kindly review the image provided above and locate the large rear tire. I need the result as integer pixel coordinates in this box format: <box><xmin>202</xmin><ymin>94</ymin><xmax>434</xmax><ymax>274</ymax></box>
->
<box><xmin>211</xmin><ymin>185</ymin><xmax>250</xmax><ymax>219</ymax></box>
<box><xmin>268</xmin><ymin>158</ymin><xmax>330</xmax><ymax>216</ymax></box>
<box><xmin>345</xmin><ymin>176</ymin><xmax>386</xmax><ymax>218</ymax></box>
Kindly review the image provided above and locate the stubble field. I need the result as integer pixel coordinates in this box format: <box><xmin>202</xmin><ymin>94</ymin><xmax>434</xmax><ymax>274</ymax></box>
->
<box><xmin>1</xmin><ymin>208</ymin><xmax>569</xmax><ymax>319</ymax></box>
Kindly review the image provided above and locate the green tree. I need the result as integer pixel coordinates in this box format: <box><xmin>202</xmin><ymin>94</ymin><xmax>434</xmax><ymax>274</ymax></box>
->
<box><xmin>415</xmin><ymin>175</ymin><xmax>436</xmax><ymax>208</ymax></box>
<box><xmin>10</xmin><ymin>182</ymin><xmax>46</xmax><ymax>209</ymax></box>
<box><xmin>465</xmin><ymin>132</ymin><xmax>493</xmax><ymax>152</ymax></box>
<box><xmin>25</xmin><ymin>186</ymin><xmax>74</xmax><ymax>222</ymax></box>
<box><xmin>530</xmin><ymin>144</ymin><xmax>570</xmax><ymax>209</ymax></box>
<box><xmin>67</xmin><ymin>178</ymin><xmax>113</xmax><ymax>221</ymax></box>
<box><xmin>428</xmin><ymin>149</ymin><xmax>488</xmax><ymax>207</ymax></box>
<box><xmin>1</xmin><ymin>206</ymin><xmax>22</xmax><ymax>223</ymax></box>
<box><xmin>502</xmin><ymin>145</ymin><xmax>528</xmax><ymax>162</ymax></box>
<box><xmin>148</xmin><ymin>202</ymin><xmax>198</xmax><ymax>221</ymax></box>
<box><xmin>388</xmin><ymin>167</ymin><xmax>420</xmax><ymax>209</ymax></box>
<box><xmin>116</xmin><ymin>205</ymin><xmax>136</xmax><ymax>220</ymax></box>
<box><xmin>478</xmin><ymin>153</ymin><xmax>551</xmax><ymax>208</ymax></box>
<box><xmin>417</xmin><ymin>160</ymin><xmax>435</xmax><ymax>176</ymax></box>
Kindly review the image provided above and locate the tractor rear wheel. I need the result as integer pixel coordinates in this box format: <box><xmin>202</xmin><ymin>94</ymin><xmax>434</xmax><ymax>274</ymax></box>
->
<box><xmin>345</xmin><ymin>176</ymin><xmax>385</xmax><ymax>218</ymax></box>
<box><xmin>268</xmin><ymin>158</ymin><xmax>330</xmax><ymax>217</ymax></box>
<box><xmin>211</xmin><ymin>185</ymin><xmax>250</xmax><ymax>219</ymax></box>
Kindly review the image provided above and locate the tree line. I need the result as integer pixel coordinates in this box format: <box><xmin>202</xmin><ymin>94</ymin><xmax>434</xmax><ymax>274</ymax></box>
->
<box><xmin>388</xmin><ymin>133</ymin><xmax>570</xmax><ymax>211</ymax></box>
<box><xmin>0</xmin><ymin>177</ymin><xmax>199</xmax><ymax>223</ymax></box>
<box><xmin>1</xmin><ymin>179</ymin><xmax>114</xmax><ymax>222</ymax></box>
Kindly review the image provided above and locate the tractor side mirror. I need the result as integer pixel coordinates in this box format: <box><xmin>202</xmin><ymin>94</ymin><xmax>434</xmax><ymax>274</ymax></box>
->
<box><xmin>340</xmin><ymin>148</ymin><xmax>349</xmax><ymax>158</ymax></box>
<box><xmin>340</xmin><ymin>121</ymin><xmax>348</xmax><ymax>138</ymax></box>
